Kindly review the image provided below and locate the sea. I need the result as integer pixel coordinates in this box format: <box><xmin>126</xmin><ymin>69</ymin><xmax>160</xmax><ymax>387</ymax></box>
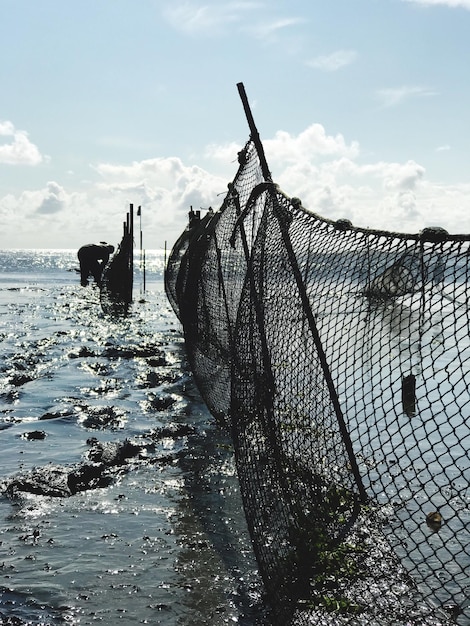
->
<box><xmin>0</xmin><ymin>249</ymin><xmax>267</xmax><ymax>625</ymax></box>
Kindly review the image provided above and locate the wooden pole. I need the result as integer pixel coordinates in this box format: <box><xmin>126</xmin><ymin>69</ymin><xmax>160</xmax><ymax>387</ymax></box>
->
<box><xmin>236</xmin><ymin>81</ymin><xmax>367</xmax><ymax>502</ymax></box>
<box><xmin>138</xmin><ymin>205</ymin><xmax>143</xmax><ymax>268</ymax></box>
<box><xmin>237</xmin><ymin>82</ymin><xmax>271</xmax><ymax>182</ymax></box>
<box><xmin>129</xmin><ymin>203</ymin><xmax>134</xmax><ymax>301</ymax></box>
<box><xmin>143</xmin><ymin>249</ymin><xmax>146</xmax><ymax>293</ymax></box>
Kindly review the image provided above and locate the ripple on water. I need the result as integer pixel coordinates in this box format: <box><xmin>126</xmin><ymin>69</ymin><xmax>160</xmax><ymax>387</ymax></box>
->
<box><xmin>0</xmin><ymin>256</ymin><xmax>267</xmax><ymax>625</ymax></box>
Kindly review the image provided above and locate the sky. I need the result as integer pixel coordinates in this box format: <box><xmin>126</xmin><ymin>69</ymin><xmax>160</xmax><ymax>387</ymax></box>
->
<box><xmin>2</xmin><ymin>0</ymin><xmax>470</xmax><ymax>250</ymax></box>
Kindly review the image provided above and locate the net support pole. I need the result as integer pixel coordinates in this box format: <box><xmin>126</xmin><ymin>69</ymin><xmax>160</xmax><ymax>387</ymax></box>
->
<box><xmin>237</xmin><ymin>81</ymin><xmax>367</xmax><ymax>503</ymax></box>
<box><xmin>237</xmin><ymin>82</ymin><xmax>271</xmax><ymax>182</ymax></box>
<box><xmin>129</xmin><ymin>203</ymin><xmax>134</xmax><ymax>302</ymax></box>
<box><xmin>143</xmin><ymin>249</ymin><xmax>146</xmax><ymax>292</ymax></box>
<box><xmin>278</xmin><ymin>213</ymin><xmax>368</xmax><ymax>503</ymax></box>
<box><xmin>139</xmin><ymin>205</ymin><xmax>143</xmax><ymax>267</ymax></box>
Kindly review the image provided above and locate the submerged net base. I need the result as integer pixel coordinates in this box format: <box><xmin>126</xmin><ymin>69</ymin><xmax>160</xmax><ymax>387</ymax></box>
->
<box><xmin>288</xmin><ymin>504</ymin><xmax>456</xmax><ymax>626</ymax></box>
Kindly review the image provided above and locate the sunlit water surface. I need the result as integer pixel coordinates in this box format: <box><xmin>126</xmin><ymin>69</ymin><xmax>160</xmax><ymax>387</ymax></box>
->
<box><xmin>0</xmin><ymin>249</ymin><xmax>266</xmax><ymax>625</ymax></box>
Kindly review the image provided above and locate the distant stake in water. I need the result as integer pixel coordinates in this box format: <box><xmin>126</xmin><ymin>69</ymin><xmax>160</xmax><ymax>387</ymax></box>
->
<box><xmin>137</xmin><ymin>205</ymin><xmax>146</xmax><ymax>294</ymax></box>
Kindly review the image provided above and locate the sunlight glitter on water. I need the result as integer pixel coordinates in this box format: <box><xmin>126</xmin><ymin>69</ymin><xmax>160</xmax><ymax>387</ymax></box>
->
<box><xmin>0</xmin><ymin>249</ymin><xmax>267</xmax><ymax>626</ymax></box>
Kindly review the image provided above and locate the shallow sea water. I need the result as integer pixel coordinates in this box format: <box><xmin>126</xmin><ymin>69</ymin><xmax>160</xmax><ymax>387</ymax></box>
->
<box><xmin>0</xmin><ymin>250</ymin><xmax>267</xmax><ymax>625</ymax></box>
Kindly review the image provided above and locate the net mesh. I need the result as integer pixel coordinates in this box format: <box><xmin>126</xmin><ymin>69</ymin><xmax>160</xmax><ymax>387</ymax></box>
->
<box><xmin>165</xmin><ymin>129</ymin><xmax>470</xmax><ymax>623</ymax></box>
<box><xmin>100</xmin><ymin>229</ymin><xmax>133</xmax><ymax>316</ymax></box>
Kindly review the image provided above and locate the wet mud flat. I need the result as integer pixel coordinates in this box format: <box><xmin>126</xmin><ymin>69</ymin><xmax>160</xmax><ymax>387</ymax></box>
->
<box><xmin>0</xmin><ymin>258</ymin><xmax>460</xmax><ymax>626</ymax></box>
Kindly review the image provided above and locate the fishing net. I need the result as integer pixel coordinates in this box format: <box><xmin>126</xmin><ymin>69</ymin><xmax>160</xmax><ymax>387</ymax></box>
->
<box><xmin>100</xmin><ymin>229</ymin><xmax>133</xmax><ymax>316</ymax></box>
<box><xmin>165</xmin><ymin>86</ymin><xmax>470</xmax><ymax>625</ymax></box>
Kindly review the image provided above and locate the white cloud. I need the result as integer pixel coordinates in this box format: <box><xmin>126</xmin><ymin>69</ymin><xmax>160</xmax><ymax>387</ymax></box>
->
<box><xmin>0</xmin><ymin>121</ymin><xmax>44</xmax><ymax>166</ymax></box>
<box><xmin>36</xmin><ymin>182</ymin><xmax>67</xmax><ymax>214</ymax></box>
<box><xmin>205</xmin><ymin>141</ymin><xmax>244</xmax><ymax>163</ymax></box>
<box><xmin>265</xmin><ymin>124</ymin><xmax>360</xmax><ymax>164</ymax></box>
<box><xmin>245</xmin><ymin>16</ymin><xmax>306</xmax><ymax>41</ymax></box>
<box><xmin>162</xmin><ymin>1</ymin><xmax>305</xmax><ymax>48</ymax></box>
<box><xmin>162</xmin><ymin>1</ymin><xmax>263</xmax><ymax>35</ymax></box>
<box><xmin>1</xmin><ymin>154</ymin><xmax>231</xmax><ymax>248</ymax></box>
<box><xmin>376</xmin><ymin>85</ymin><xmax>438</xmax><ymax>107</ymax></box>
<box><xmin>93</xmin><ymin>156</ymin><xmax>225</xmax><ymax>198</ymax></box>
<box><xmin>403</xmin><ymin>0</ymin><xmax>470</xmax><ymax>7</ymax></box>
<box><xmin>91</xmin><ymin>156</ymin><xmax>227</xmax><ymax>240</ymax></box>
<box><xmin>357</xmin><ymin>160</ymin><xmax>425</xmax><ymax>191</ymax></box>
<box><xmin>273</xmin><ymin>155</ymin><xmax>463</xmax><ymax>234</ymax></box>
<box><xmin>0</xmin><ymin>121</ymin><xmax>15</xmax><ymax>135</ymax></box>
<box><xmin>2</xmin><ymin>125</ymin><xmax>470</xmax><ymax>249</ymax></box>
<box><xmin>237</xmin><ymin>126</ymin><xmax>466</xmax><ymax>234</ymax></box>
<box><xmin>0</xmin><ymin>183</ymin><xmax>88</xmax><ymax>248</ymax></box>
<box><xmin>306</xmin><ymin>49</ymin><xmax>358</xmax><ymax>72</ymax></box>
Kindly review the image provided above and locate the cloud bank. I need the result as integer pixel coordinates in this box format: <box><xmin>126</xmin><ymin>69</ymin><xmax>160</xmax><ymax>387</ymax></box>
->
<box><xmin>2</xmin><ymin>121</ymin><xmax>470</xmax><ymax>249</ymax></box>
<box><xmin>0</xmin><ymin>121</ymin><xmax>44</xmax><ymax>166</ymax></box>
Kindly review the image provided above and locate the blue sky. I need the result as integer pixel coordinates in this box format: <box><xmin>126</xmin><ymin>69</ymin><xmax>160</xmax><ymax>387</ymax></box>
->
<box><xmin>2</xmin><ymin>0</ymin><xmax>470</xmax><ymax>249</ymax></box>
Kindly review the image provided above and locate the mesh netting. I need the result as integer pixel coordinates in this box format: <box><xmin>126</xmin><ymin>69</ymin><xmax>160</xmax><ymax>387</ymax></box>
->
<box><xmin>165</xmin><ymin>89</ymin><xmax>470</xmax><ymax>625</ymax></box>
<box><xmin>100</xmin><ymin>229</ymin><xmax>133</xmax><ymax>316</ymax></box>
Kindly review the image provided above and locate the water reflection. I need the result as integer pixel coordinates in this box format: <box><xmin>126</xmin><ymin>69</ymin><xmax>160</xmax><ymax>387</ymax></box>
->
<box><xmin>0</xmin><ymin>250</ymin><xmax>265</xmax><ymax>625</ymax></box>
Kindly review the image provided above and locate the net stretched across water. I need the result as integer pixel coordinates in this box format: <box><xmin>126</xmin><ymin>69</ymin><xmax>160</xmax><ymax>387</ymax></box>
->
<box><xmin>165</xmin><ymin>83</ymin><xmax>470</xmax><ymax>625</ymax></box>
<box><xmin>100</xmin><ymin>205</ymin><xmax>134</xmax><ymax>315</ymax></box>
